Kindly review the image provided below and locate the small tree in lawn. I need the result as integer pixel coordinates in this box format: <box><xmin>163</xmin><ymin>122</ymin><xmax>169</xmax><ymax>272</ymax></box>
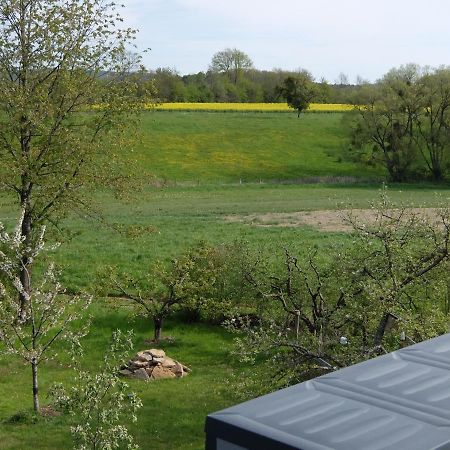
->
<box><xmin>108</xmin><ymin>260</ymin><xmax>185</xmax><ymax>343</ymax></box>
<box><xmin>0</xmin><ymin>213</ymin><xmax>91</xmax><ymax>414</ymax></box>
<box><xmin>51</xmin><ymin>330</ymin><xmax>142</xmax><ymax>450</ymax></box>
<box><xmin>277</xmin><ymin>71</ymin><xmax>316</xmax><ymax>117</ymax></box>
<box><xmin>228</xmin><ymin>249</ymin><xmax>351</xmax><ymax>388</ymax></box>
<box><xmin>107</xmin><ymin>243</ymin><xmax>227</xmax><ymax>342</ymax></box>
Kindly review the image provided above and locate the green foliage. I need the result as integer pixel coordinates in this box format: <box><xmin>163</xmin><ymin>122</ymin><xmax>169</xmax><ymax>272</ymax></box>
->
<box><xmin>348</xmin><ymin>64</ymin><xmax>450</xmax><ymax>181</ymax></box>
<box><xmin>178</xmin><ymin>240</ymin><xmax>256</xmax><ymax>323</ymax></box>
<box><xmin>227</xmin><ymin>189</ymin><xmax>450</xmax><ymax>391</ymax></box>
<box><xmin>0</xmin><ymin>0</ymin><xmax>154</xmax><ymax>225</ymax></box>
<box><xmin>169</xmin><ymin>242</ymin><xmax>230</xmax><ymax>321</ymax></box>
<box><xmin>227</xmin><ymin>246</ymin><xmax>367</xmax><ymax>389</ymax></box>
<box><xmin>277</xmin><ymin>72</ymin><xmax>316</xmax><ymax>117</ymax></box>
<box><xmin>415</xmin><ymin>68</ymin><xmax>450</xmax><ymax>180</ymax></box>
<box><xmin>0</xmin><ymin>0</ymin><xmax>157</xmax><ymax>319</ymax></box>
<box><xmin>342</xmin><ymin>189</ymin><xmax>450</xmax><ymax>347</ymax></box>
<box><xmin>209</xmin><ymin>48</ymin><xmax>254</xmax><ymax>85</ymax></box>
<box><xmin>104</xmin><ymin>242</ymin><xmax>240</xmax><ymax>340</ymax></box>
<box><xmin>147</xmin><ymin>64</ymin><xmax>365</xmax><ymax>104</ymax></box>
<box><xmin>152</xmin><ymin>68</ymin><xmax>186</xmax><ymax>102</ymax></box>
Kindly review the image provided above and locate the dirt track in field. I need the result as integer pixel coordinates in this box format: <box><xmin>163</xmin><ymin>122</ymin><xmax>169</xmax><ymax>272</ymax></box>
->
<box><xmin>224</xmin><ymin>208</ymin><xmax>443</xmax><ymax>232</ymax></box>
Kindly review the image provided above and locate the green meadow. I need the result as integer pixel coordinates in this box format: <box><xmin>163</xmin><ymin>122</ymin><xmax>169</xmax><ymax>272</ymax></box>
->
<box><xmin>1</xmin><ymin>111</ymin><xmax>449</xmax><ymax>449</ymax></box>
<box><xmin>129</xmin><ymin>111</ymin><xmax>382</xmax><ymax>182</ymax></box>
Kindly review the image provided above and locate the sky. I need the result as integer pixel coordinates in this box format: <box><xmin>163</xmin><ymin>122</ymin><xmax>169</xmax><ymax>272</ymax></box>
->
<box><xmin>120</xmin><ymin>0</ymin><xmax>450</xmax><ymax>83</ymax></box>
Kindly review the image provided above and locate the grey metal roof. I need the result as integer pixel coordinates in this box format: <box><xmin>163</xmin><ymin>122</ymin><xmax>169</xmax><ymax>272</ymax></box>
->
<box><xmin>206</xmin><ymin>333</ymin><xmax>450</xmax><ymax>450</ymax></box>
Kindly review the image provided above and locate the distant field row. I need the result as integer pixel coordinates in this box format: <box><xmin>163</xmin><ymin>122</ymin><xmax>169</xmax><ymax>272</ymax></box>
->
<box><xmin>154</xmin><ymin>102</ymin><xmax>354</xmax><ymax>112</ymax></box>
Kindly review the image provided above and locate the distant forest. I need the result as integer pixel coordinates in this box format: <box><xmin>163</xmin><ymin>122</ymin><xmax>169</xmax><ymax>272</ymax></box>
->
<box><xmin>149</xmin><ymin>67</ymin><xmax>361</xmax><ymax>104</ymax></box>
<box><xmin>148</xmin><ymin>48</ymin><xmax>361</xmax><ymax>104</ymax></box>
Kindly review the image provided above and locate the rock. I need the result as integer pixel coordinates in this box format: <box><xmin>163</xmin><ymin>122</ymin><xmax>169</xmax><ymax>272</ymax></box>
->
<box><xmin>161</xmin><ymin>357</ymin><xmax>176</xmax><ymax>368</ymax></box>
<box><xmin>151</xmin><ymin>365</ymin><xmax>176</xmax><ymax>380</ymax></box>
<box><xmin>172</xmin><ymin>362</ymin><xmax>184</xmax><ymax>377</ymax></box>
<box><xmin>148</xmin><ymin>349</ymin><xmax>166</xmax><ymax>358</ymax></box>
<box><xmin>121</xmin><ymin>349</ymin><xmax>189</xmax><ymax>382</ymax></box>
<box><xmin>132</xmin><ymin>368</ymin><xmax>150</xmax><ymax>381</ymax></box>
<box><xmin>129</xmin><ymin>360</ymin><xmax>148</xmax><ymax>369</ymax></box>
<box><xmin>137</xmin><ymin>351</ymin><xmax>153</xmax><ymax>362</ymax></box>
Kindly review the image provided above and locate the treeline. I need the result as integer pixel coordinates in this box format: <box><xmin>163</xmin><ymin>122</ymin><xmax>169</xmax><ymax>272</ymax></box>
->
<box><xmin>148</xmin><ymin>48</ymin><xmax>358</xmax><ymax>104</ymax></box>
<box><xmin>149</xmin><ymin>67</ymin><xmax>356</xmax><ymax>103</ymax></box>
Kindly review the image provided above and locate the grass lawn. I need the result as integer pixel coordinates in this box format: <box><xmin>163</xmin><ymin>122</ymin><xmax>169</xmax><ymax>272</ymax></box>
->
<box><xmin>0</xmin><ymin>302</ymin><xmax>239</xmax><ymax>450</ymax></box>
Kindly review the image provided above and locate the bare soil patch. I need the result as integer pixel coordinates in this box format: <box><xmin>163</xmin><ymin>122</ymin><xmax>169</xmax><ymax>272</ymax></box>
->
<box><xmin>224</xmin><ymin>208</ymin><xmax>442</xmax><ymax>232</ymax></box>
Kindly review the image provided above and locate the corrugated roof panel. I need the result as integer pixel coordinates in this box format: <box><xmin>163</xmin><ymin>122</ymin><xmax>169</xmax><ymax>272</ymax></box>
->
<box><xmin>206</xmin><ymin>333</ymin><xmax>450</xmax><ymax>450</ymax></box>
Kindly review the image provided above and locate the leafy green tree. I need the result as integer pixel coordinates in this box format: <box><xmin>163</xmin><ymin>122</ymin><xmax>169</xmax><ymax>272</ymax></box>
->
<box><xmin>229</xmin><ymin>248</ymin><xmax>349</xmax><ymax>387</ymax></box>
<box><xmin>151</xmin><ymin>67</ymin><xmax>186</xmax><ymax>102</ymax></box>
<box><xmin>209</xmin><ymin>48</ymin><xmax>253</xmax><ymax>85</ymax></box>
<box><xmin>253</xmin><ymin>69</ymin><xmax>291</xmax><ymax>103</ymax></box>
<box><xmin>106</xmin><ymin>243</ymin><xmax>232</xmax><ymax>341</ymax></box>
<box><xmin>315</xmin><ymin>77</ymin><xmax>332</xmax><ymax>103</ymax></box>
<box><xmin>349</xmin><ymin>64</ymin><xmax>450</xmax><ymax>182</ymax></box>
<box><xmin>415</xmin><ymin>68</ymin><xmax>450</xmax><ymax>181</ymax></box>
<box><xmin>350</xmin><ymin>66</ymin><xmax>424</xmax><ymax>181</ymax></box>
<box><xmin>183</xmin><ymin>72</ymin><xmax>213</xmax><ymax>102</ymax></box>
<box><xmin>277</xmin><ymin>71</ymin><xmax>316</xmax><ymax>117</ymax></box>
<box><xmin>0</xmin><ymin>0</ymin><xmax>153</xmax><ymax>316</ymax></box>
<box><xmin>343</xmin><ymin>190</ymin><xmax>450</xmax><ymax>348</ymax></box>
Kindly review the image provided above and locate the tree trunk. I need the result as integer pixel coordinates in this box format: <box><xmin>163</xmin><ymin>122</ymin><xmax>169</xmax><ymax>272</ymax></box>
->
<box><xmin>153</xmin><ymin>316</ymin><xmax>163</xmax><ymax>342</ymax></box>
<box><xmin>31</xmin><ymin>358</ymin><xmax>39</xmax><ymax>413</ymax></box>
<box><xmin>19</xmin><ymin>208</ymin><xmax>32</xmax><ymax>319</ymax></box>
<box><xmin>17</xmin><ymin>0</ymin><xmax>33</xmax><ymax>320</ymax></box>
<box><xmin>432</xmin><ymin>164</ymin><xmax>443</xmax><ymax>182</ymax></box>
<box><xmin>374</xmin><ymin>312</ymin><xmax>398</xmax><ymax>347</ymax></box>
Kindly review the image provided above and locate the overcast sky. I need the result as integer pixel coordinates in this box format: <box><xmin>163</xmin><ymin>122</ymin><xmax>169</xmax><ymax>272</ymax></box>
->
<box><xmin>120</xmin><ymin>0</ymin><xmax>450</xmax><ymax>83</ymax></box>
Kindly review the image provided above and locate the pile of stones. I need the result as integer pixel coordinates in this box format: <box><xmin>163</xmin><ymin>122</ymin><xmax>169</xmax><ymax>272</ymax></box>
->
<box><xmin>119</xmin><ymin>348</ymin><xmax>190</xmax><ymax>381</ymax></box>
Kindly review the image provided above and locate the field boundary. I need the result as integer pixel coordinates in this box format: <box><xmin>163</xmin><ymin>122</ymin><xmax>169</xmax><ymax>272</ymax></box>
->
<box><xmin>148</xmin><ymin>175</ymin><xmax>385</xmax><ymax>188</ymax></box>
<box><xmin>153</xmin><ymin>102</ymin><xmax>354</xmax><ymax>113</ymax></box>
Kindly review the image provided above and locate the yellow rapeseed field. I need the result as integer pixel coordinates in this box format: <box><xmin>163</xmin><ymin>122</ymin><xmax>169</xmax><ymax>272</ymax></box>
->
<box><xmin>154</xmin><ymin>102</ymin><xmax>354</xmax><ymax>112</ymax></box>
